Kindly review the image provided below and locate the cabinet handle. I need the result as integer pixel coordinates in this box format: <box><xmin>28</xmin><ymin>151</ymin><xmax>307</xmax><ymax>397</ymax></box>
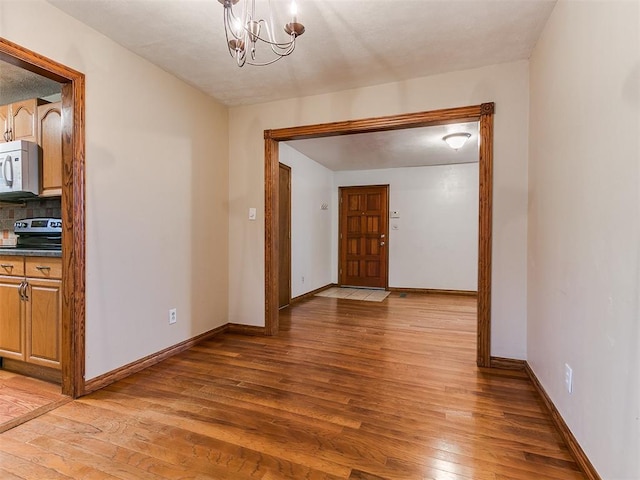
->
<box><xmin>22</xmin><ymin>281</ymin><xmax>29</xmax><ymax>301</ymax></box>
<box><xmin>18</xmin><ymin>281</ymin><xmax>26</xmax><ymax>301</ymax></box>
<box><xmin>35</xmin><ymin>265</ymin><xmax>51</xmax><ymax>271</ymax></box>
<box><xmin>1</xmin><ymin>263</ymin><xmax>13</xmax><ymax>269</ymax></box>
<box><xmin>2</xmin><ymin>131</ymin><xmax>8</xmax><ymax>142</ymax></box>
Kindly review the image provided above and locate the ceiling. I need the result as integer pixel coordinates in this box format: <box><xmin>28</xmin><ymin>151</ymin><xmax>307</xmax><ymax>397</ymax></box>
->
<box><xmin>286</xmin><ymin>122</ymin><xmax>479</xmax><ymax>171</ymax></box>
<box><xmin>47</xmin><ymin>0</ymin><xmax>556</xmax><ymax>107</ymax></box>
<box><xmin>0</xmin><ymin>60</ymin><xmax>61</xmax><ymax>105</ymax></box>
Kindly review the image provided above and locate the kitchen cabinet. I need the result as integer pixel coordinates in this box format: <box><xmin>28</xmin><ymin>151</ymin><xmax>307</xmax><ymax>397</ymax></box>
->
<box><xmin>0</xmin><ymin>255</ymin><xmax>62</xmax><ymax>370</ymax></box>
<box><xmin>37</xmin><ymin>101</ymin><xmax>63</xmax><ymax>197</ymax></box>
<box><xmin>0</xmin><ymin>98</ymin><xmax>47</xmax><ymax>143</ymax></box>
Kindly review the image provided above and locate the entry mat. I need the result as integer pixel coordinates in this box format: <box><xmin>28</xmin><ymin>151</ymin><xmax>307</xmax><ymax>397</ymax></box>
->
<box><xmin>315</xmin><ymin>287</ymin><xmax>391</xmax><ymax>302</ymax></box>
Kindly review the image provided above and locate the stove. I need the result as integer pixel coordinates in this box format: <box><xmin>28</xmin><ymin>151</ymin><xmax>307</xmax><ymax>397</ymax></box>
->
<box><xmin>14</xmin><ymin>217</ymin><xmax>62</xmax><ymax>250</ymax></box>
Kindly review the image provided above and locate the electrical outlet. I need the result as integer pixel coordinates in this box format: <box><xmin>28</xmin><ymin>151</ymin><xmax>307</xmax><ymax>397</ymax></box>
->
<box><xmin>564</xmin><ymin>363</ymin><xmax>573</xmax><ymax>393</ymax></box>
<box><xmin>169</xmin><ymin>308</ymin><xmax>177</xmax><ymax>325</ymax></box>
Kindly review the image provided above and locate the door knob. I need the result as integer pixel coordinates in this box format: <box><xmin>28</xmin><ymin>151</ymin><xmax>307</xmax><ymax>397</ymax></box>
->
<box><xmin>380</xmin><ymin>241</ymin><xmax>385</xmax><ymax>246</ymax></box>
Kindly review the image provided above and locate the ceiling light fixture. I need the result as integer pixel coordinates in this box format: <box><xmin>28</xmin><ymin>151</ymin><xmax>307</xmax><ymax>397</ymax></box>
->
<box><xmin>442</xmin><ymin>133</ymin><xmax>471</xmax><ymax>150</ymax></box>
<box><xmin>218</xmin><ymin>0</ymin><xmax>305</xmax><ymax>67</ymax></box>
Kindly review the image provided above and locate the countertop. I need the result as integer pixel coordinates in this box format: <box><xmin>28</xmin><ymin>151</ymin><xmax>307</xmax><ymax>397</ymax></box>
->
<box><xmin>0</xmin><ymin>248</ymin><xmax>62</xmax><ymax>258</ymax></box>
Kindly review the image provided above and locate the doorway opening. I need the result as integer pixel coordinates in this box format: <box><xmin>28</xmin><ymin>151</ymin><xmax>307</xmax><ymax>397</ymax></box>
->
<box><xmin>265</xmin><ymin>103</ymin><xmax>494</xmax><ymax>367</ymax></box>
<box><xmin>0</xmin><ymin>38</ymin><xmax>86</xmax><ymax>396</ymax></box>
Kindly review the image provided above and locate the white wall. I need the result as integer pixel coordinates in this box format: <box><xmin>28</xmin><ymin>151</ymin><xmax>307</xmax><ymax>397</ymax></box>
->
<box><xmin>229</xmin><ymin>60</ymin><xmax>529</xmax><ymax>359</ymax></box>
<box><xmin>0</xmin><ymin>1</ymin><xmax>229</xmax><ymax>379</ymax></box>
<box><xmin>528</xmin><ymin>1</ymin><xmax>640</xmax><ymax>478</ymax></box>
<box><xmin>279</xmin><ymin>143</ymin><xmax>333</xmax><ymax>298</ymax></box>
<box><xmin>335</xmin><ymin>163</ymin><xmax>478</xmax><ymax>291</ymax></box>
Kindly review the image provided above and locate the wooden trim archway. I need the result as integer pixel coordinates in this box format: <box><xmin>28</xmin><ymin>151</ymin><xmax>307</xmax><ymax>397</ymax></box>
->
<box><xmin>264</xmin><ymin>103</ymin><xmax>495</xmax><ymax>367</ymax></box>
<box><xmin>0</xmin><ymin>38</ymin><xmax>86</xmax><ymax>396</ymax></box>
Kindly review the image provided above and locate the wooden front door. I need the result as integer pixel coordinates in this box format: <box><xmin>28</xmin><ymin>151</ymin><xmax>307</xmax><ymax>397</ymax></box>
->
<box><xmin>339</xmin><ymin>185</ymin><xmax>389</xmax><ymax>288</ymax></box>
<box><xmin>278</xmin><ymin>163</ymin><xmax>291</xmax><ymax>308</ymax></box>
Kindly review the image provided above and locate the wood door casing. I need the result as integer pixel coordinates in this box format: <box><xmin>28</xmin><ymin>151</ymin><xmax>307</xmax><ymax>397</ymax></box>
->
<box><xmin>278</xmin><ymin>163</ymin><xmax>291</xmax><ymax>308</ymax></box>
<box><xmin>339</xmin><ymin>185</ymin><xmax>389</xmax><ymax>288</ymax></box>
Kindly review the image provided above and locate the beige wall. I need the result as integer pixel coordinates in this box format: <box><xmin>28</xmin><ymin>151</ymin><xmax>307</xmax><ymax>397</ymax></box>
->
<box><xmin>0</xmin><ymin>0</ymin><xmax>230</xmax><ymax>379</ymax></box>
<box><xmin>529</xmin><ymin>1</ymin><xmax>640</xmax><ymax>478</ymax></box>
<box><xmin>229</xmin><ymin>61</ymin><xmax>530</xmax><ymax>359</ymax></box>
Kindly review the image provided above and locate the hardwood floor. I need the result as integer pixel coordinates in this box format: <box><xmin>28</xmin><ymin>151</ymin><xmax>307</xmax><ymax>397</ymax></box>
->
<box><xmin>0</xmin><ymin>370</ymin><xmax>68</xmax><ymax>434</ymax></box>
<box><xmin>0</xmin><ymin>293</ymin><xmax>585</xmax><ymax>479</ymax></box>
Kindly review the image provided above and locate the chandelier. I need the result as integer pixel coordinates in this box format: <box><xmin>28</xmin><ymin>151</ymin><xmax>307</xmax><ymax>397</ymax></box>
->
<box><xmin>218</xmin><ymin>0</ymin><xmax>305</xmax><ymax>67</ymax></box>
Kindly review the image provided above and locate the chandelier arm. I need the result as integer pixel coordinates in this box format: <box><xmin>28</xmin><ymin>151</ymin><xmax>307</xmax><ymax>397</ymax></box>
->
<box><xmin>219</xmin><ymin>0</ymin><xmax>303</xmax><ymax>67</ymax></box>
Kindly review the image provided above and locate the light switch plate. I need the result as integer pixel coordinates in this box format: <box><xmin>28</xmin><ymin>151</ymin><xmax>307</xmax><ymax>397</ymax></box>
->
<box><xmin>390</xmin><ymin>211</ymin><xmax>400</xmax><ymax>218</ymax></box>
<box><xmin>249</xmin><ymin>208</ymin><xmax>257</xmax><ymax>220</ymax></box>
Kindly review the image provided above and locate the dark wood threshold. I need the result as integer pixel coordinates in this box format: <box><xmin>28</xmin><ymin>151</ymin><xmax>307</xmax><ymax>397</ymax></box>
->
<box><xmin>490</xmin><ymin>356</ymin><xmax>526</xmax><ymax>370</ymax></box>
<box><xmin>83</xmin><ymin>324</ymin><xmax>228</xmax><ymax>395</ymax></box>
<box><xmin>227</xmin><ymin>324</ymin><xmax>267</xmax><ymax>336</ymax></box>
<box><xmin>0</xmin><ymin>397</ymin><xmax>71</xmax><ymax>434</ymax></box>
<box><xmin>388</xmin><ymin>287</ymin><xmax>478</xmax><ymax>297</ymax></box>
<box><xmin>525</xmin><ymin>362</ymin><xmax>601</xmax><ymax>480</ymax></box>
<box><xmin>291</xmin><ymin>283</ymin><xmax>337</xmax><ymax>304</ymax></box>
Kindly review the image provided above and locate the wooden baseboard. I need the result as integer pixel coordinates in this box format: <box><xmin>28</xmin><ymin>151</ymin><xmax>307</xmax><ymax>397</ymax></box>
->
<box><xmin>227</xmin><ymin>324</ymin><xmax>267</xmax><ymax>336</ymax></box>
<box><xmin>83</xmin><ymin>324</ymin><xmax>228</xmax><ymax>395</ymax></box>
<box><xmin>525</xmin><ymin>362</ymin><xmax>601</xmax><ymax>480</ymax></box>
<box><xmin>291</xmin><ymin>283</ymin><xmax>337</xmax><ymax>304</ymax></box>
<box><xmin>388</xmin><ymin>287</ymin><xmax>477</xmax><ymax>297</ymax></box>
<box><xmin>1</xmin><ymin>358</ymin><xmax>62</xmax><ymax>384</ymax></box>
<box><xmin>490</xmin><ymin>356</ymin><xmax>526</xmax><ymax>370</ymax></box>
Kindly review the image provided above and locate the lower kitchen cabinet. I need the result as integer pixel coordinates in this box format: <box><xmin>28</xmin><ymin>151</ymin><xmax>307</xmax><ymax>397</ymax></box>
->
<box><xmin>0</xmin><ymin>276</ymin><xmax>25</xmax><ymax>360</ymax></box>
<box><xmin>25</xmin><ymin>278</ymin><xmax>62</xmax><ymax>369</ymax></box>
<box><xmin>0</xmin><ymin>256</ymin><xmax>62</xmax><ymax>371</ymax></box>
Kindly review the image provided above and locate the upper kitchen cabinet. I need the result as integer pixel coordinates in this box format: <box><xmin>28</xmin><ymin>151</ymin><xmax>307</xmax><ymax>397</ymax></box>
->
<box><xmin>1</xmin><ymin>98</ymin><xmax>47</xmax><ymax>143</ymax></box>
<box><xmin>37</xmin><ymin>101</ymin><xmax>62</xmax><ymax>197</ymax></box>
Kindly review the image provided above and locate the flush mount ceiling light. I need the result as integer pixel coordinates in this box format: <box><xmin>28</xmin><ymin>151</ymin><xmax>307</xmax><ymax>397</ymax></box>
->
<box><xmin>442</xmin><ymin>132</ymin><xmax>471</xmax><ymax>150</ymax></box>
<box><xmin>218</xmin><ymin>0</ymin><xmax>305</xmax><ymax>67</ymax></box>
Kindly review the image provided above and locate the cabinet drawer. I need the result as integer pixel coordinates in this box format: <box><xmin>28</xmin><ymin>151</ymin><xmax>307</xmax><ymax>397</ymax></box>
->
<box><xmin>25</xmin><ymin>257</ymin><xmax>62</xmax><ymax>279</ymax></box>
<box><xmin>0</xmin><ymin>256</ymin><xmax>25</xmax><ymax>276</ymax></box>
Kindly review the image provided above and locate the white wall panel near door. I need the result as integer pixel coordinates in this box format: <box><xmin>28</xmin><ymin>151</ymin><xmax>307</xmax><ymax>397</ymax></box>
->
<box><xmin>279</xmin><ymin>143</ymin><xmax>334</xmax><ymax>298</ymax></box>
<box><xmin>335</xmin><ymin>164</ymin><xmax>479</xmax><ymax>291</ymax></box>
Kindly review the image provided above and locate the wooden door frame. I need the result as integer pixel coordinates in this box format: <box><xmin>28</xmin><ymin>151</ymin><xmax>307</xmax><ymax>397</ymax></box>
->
<box><xmin>338</xmin><ymin>184</ymin><xmax>390</xmax><ymax>289</ymax></box>
<box><xmin>265</xmin><ymin>103</ymin><xmax>494</xmax><ymax>367</ymax></box>
<box><xmin>278</xmin><ymin>162</ymin><xmax>291</xmax><ymax>308</ymax></box>
<box><xmin>0</xmin><ymin>38</ymin><xmax>86</xmax><ymax>396</ymax></box>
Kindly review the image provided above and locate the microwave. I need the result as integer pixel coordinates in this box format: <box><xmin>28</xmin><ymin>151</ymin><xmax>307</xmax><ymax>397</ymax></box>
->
<box><xmin>0</xmin><ymin>140</ymin><xmax>40</xmax><ymax>200</ymax></box>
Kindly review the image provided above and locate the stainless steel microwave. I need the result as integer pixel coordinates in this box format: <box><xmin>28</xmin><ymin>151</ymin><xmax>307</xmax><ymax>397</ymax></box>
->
<box><xmin>0</xmin><ymin>140</ymin><xmax>40</xmax><ymax>200</ymax></box>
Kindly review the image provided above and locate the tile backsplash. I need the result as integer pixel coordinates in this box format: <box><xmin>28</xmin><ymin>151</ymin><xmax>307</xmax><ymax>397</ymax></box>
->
<box><xmin>0</xmin><ymin>198</ymin><xmax>61</xmax><ymax>246</ymax></box>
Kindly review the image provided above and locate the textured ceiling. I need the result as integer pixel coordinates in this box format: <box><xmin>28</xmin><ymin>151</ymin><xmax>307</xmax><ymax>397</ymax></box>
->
<box><xmin>286</xmin><ymin>122</ymin><xmax>479</xmax><ymax>171</ymax></box>
<box><xmin>0</xmin><ymin>60</ymin><xmax>61</xmax><ymax>105</ymax></box>
<box><xmin>48</xmin><ymin>0</ymin><xmax>556</xmax><ymax>106</ymax></box>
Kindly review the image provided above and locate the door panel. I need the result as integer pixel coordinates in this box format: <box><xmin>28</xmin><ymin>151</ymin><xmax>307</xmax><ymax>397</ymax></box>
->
<box><xmin>0</xmin><ymin>277</ymin><xmax>25</xmax><ymax>360</ymax></box>
<box><xmin>278</xmin><ymin>164</ymin><xmax>291</xmax><ymax>308</ymax></box>
<box><xmin>339</xmin><ymin>185</ymin><xmax>389</xmax><ymax>288</ymax></box>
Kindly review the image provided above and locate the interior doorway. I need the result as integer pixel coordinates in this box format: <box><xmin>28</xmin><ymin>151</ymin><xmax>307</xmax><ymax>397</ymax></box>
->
<box><xmin>264</xmin><ymin>103</ymin><xmax>495</xmax><ymax>367</ymax></box>
<box><xmin>0</xmin><ymin>38</ymin><xmax>86</xmax><ymax>397</ymax></box>
<box><xmin>339</xmin><ymin>185</ymin><xmax>389</xmax><ymax>289</ymax></box>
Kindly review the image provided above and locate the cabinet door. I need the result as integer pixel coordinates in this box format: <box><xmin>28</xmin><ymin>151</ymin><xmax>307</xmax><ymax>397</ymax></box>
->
<box><xmin>0</xmin><ymin>276</ymin><xmax>25</xmax><ymax>360</ymax></box>
<box><xmin>37</xmin><ymin>102</ymin><xmax>62</xmax><ymax>196</ymax></box>
<box><xmin>0</xmin><ymin>105</ymin><xmax>9</xmax><ymax>143</ymax></box>
<box><xmin>25</xmin><ymin>278</ymin><xmax>62</xmax><ymax>369</ymax></box>
<box><xmin>11</xmin><ymin>99</ymin><xmax>38</xmax><ymax>143</ymax></box>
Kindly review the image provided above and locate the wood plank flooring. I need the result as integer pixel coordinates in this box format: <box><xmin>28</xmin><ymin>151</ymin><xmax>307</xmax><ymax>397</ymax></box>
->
<box><xmin>0</xmin><ymin>370</ymin><xmax>69</xmax><ymax>434</ymax></box>
<box><xmin>0</xmin><ymin>293</ymin><xmax>585</xmax><ymax>479</ymax></box>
